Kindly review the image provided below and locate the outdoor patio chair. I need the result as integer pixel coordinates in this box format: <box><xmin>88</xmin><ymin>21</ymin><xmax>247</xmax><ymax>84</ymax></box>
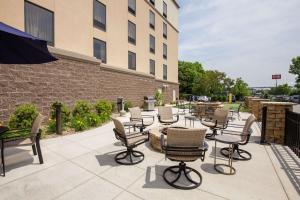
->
<box><xmin>220</xmin><ymin>114</ymin><xmax>256</xmax><ymax>160</ymax></box>
<box><xmin>201</xmin><ymin>108</ymin><xmax>229</xmax><ymax>139</ymax></box>
<box><xmin>157</xmin><ymin>106</ymin><xmax>179</xmax><ymax>125</ymax></box>
<box><xmin>112</xmin><ymin>117</ymin><xmax>149</xmax><ymax>165</ymax></box>
<box><xmin>161</xmin><ymin>128</ymin><xmax>208</xmax><ymax>190</ymax></box>
<box><xmin>229</xmin><ymin>103</ymin><xmax>243</xmax><ymax>121</ymax></box>
<box><xmin>128</xmin><ymin>107</ymin><xmax>154</xmax><ymax>130</ymax></box>
<box><xmin>0</xmin><ymin>114</ymin><xmax>44</xmax><ymax>177</ymax></box>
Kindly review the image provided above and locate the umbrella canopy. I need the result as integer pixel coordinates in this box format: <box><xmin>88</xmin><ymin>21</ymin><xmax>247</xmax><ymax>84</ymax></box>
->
<box><xmin>0</xmin><ymin>22</ymin><xmax>57</xmax><ymax>64</ymax></box>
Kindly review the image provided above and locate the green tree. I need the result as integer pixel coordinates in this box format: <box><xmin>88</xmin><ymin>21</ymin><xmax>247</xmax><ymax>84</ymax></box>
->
<box><xmin>269</xmin><ymin>84</ymin><xmax>291</xmax><ymax>95</ymax></box>
<box><xmin>289</xmin><ymin>56</ymin><xmax>300</xmax><ymax>88</ymax></box>
<box><xmin>178</xmin><ymin>61</ymin><xmax>204</xmax><ymax>95</ymax></box>
<box><xmin>231</xmin><ymin>78</ymin><xmax>250</xmax><ymax>100</ymax></box>
<box><xmin>193</xmin><ymin>70</ymin><xmax>227</xmax><ymax>97</ymax></box>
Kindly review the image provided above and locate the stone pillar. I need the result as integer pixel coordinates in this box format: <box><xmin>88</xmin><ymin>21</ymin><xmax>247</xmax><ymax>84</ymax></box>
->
<box><xmin>261</xmin><ymin>102</ymin><xmax>295</xmax><ymax>144</ymax></box>
<box><xmin>251</xmin><ymin>99</ymin><xmax>270</xmax><ymax>121</ymax></box>
<box><xmin>245</xmin><ymin>96</ymin><xmax>260</xmax><ymax>112</ymax></box>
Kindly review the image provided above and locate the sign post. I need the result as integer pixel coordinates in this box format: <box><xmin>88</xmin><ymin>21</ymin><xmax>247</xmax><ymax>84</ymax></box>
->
<box><xmin>272</xmin><ymin>74</ymin><xmax>281</xmax><ymax>87</ymax></box>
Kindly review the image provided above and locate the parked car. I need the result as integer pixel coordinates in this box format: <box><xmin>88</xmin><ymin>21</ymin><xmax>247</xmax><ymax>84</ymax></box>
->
<box><xmin>197</xmin><ymin>96</ymin><xmax>209</xmax><ymax>102</ymax></box>
<box><xmin>290</xmin><ymin>95</ymin><xmax>300</xmax><ymax>103</ymax></box>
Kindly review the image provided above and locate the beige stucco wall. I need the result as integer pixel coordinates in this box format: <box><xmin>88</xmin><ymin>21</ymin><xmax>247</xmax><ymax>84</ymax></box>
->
<box><xmin>0</xmin><ymin>0</ymin><xmax>178</xmax><ymax>83</ymax></box>
<box><xmin>154</xmin><ymin>0</ymin><xmax>179</xmax><ymax>30</ymax></box>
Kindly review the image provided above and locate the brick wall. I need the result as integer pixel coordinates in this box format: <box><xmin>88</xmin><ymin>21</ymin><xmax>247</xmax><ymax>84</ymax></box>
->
<box><xmin>261</xmin><ymin>102</ymin><xmax>295</xmax><ymax>144</ymax></box>
<box><xmin>0</xmin><ymin>53</ymin><xmax>179</xmax><ymax>123</ymax></box>
<box><xmin>251</xmin><ymin>99</ymin><xmax>270</xmax><ymax>121</ymax></box>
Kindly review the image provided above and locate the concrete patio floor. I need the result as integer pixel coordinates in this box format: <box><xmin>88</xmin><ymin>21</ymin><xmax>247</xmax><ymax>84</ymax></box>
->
<box><xmin>0</xmin><ymin>109</ymin><xmax>299</xmax><ymax>200</ymax></box>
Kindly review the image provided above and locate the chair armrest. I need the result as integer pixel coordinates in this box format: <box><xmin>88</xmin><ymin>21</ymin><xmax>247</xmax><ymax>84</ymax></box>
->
<box><xmin>222</xmin><ymin>130</ymin><xmax>245</xmax><ymax>136</ymax></box>
<box><xmin>141</xmin><ymin>115</ymin><xmax>154</xmax><ymax>118</ymax></box>
<box><xmin>130</xmin><ymin>118</ymin><xmax>142</xmax><ymax>122</ymax></box>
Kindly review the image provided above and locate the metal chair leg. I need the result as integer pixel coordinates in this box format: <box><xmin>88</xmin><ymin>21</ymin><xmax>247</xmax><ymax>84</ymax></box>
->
<box><xmin>32</xmin><ymin>144</ymin><xmax>37</xmax><ymax>155</ymax></box>
<box><xmin>36</xmin><ymin>135</ymin><xmax>44</xmax><ymax>164</ymax></box>
<box><xmin>1</xmin><ymin>140</ymin><xmax>5</xmax><ymax>177</ymax></box>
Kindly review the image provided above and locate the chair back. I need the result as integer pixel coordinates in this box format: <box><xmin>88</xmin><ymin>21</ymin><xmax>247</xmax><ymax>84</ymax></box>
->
<box><xmin>213</xmin><ymin>108</ymin><xmax>229</xmax><ymax>126</ymax></box>
<box><xmin>129</xmin><ymin>107</ymin><xmax>142</xmax><ymax>120</ymax></box>
<box><xmin>111</xmin><ymin>117</ymin><xmax>126</xmax><ymax>142</ymax></box>
<box><xmin>31</xmin><ymin>114</ymin><xmax>44</xmax><ymax>136</ymax></box>
<box><xmin>241</xmin><ymin>114</ymin><xmax>256</xmax><ymax>142</ymax></box>
<box><xmin>165</xmin><ymin>128</ymin><xmax>207</xmax><ymax>161</ymax></box>
<box><xmin>167</xmin><ymin>128</ymin><xmax>206</xmax><ymax>148</ymax></box>
<box><xmin>158</xmin><ymin>106</ymin><xmax>173</xmax><ymax>120</ymax></box>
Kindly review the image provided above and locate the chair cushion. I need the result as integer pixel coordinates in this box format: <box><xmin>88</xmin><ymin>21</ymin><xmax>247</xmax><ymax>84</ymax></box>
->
<box><xmin>201</xmin><ymin>121</ymin><xmax>215</xmax><ymax>128</ymax></box>
<box><xmin>160</xmin><ymin>119</ymin><xmax>177</xmax><ymax>124</ymax></box>
<box><xmin>127</xmin><ymin>133</ymin><xmax>148</xmax><ymax>146</ymax></box>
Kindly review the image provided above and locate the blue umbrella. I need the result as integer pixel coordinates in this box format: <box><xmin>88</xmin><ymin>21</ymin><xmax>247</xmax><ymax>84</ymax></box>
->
<box><xmin>0</xmin><ymin>22</ymin><xmax>57</xmax><ymax>64</ymax></box>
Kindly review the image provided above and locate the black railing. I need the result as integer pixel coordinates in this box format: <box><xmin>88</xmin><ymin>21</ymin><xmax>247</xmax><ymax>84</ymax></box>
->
<box><xmin>284</xmin><ymin>110</ymin><xmax>300</xmax><ymax>158</ymax></box>
<box><xmin>260</xmin><ymin>106</ymin><xmax>268</xmax><ymax>144</ymax></box>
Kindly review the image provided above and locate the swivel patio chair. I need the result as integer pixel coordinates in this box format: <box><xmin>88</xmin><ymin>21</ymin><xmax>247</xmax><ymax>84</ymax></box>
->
<box><xmin>128</xmin><ymin>107</ymin><xmax>154</xmax><ymax>130</ymax></box>
<box><xmin>220</xmin><ymin>114</ymin><xmax>256</xmax><ymax>160</ymax></box>
<box><xmin>161</xmin><ymin>128</ymin><xmax>208</xmax><ymax>190</ymax></box>
<box><xmin>157</xmin><ymin>106</ymin><xmax>179</xmax><ymax>125</ymax></box>
<box><xmin>112</xmin><ymin>117</ymin><xmax>149</xmax><ymax>165</ymax></box>
<box><xmin>1</xmin><ymin>114</ymin><xmax>44</xmax><ymax>176</ymax></box>
<box><xmin>201</xmin><ymin>108</ymin><xmax>229</xmax><ymax>139</ymax></box>
<box><xmin>229</xmin><ymin>103</ymin><xmax>243</xmax><ymax>121</ymax></box>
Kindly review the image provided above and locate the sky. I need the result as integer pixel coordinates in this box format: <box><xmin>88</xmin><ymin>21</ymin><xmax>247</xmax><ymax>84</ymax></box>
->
<box><xmin>178</xmin><ymin>0</ymin><xmax>300</xmax><ymax>87</ymax></box>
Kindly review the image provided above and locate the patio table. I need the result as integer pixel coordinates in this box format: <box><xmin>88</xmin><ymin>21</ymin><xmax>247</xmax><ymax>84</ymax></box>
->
<box><xmin>214</xmin><ymin>134</ymin><xmax>240</xmax><ymax>175</ymax></box>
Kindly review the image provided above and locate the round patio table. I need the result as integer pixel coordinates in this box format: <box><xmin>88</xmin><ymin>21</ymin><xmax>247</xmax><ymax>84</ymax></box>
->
<box><xmin>214</xmin><ymin>134</ymin><xmax>240</xmax><ymax>175</ymax></box>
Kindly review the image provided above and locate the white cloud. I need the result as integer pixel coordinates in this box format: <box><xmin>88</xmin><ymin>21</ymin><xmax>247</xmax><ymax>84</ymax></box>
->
<box><xmin>178</xmin><ymin>0</ymin><xmax>300</xmax><ymax>87</ymax></box>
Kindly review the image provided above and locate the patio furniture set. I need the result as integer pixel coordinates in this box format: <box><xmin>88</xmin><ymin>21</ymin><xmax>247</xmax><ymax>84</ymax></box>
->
<box><xmin>111</xmin><ymin>105</ymin><xmax>256</xmax><ymax>189</ymax></box>
<box><xmin>0</xmin><ymin>104</ymin><xmax>256</xmax><ymax>191</ymax></box>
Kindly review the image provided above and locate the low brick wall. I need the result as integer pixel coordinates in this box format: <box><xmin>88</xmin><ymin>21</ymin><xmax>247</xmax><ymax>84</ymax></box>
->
<box><xmin>245</xmin><ymin>96</ymin><xmax>259</xmax><ymax>110</ymax></box>
<box><xmin>251</xmin><ymin>99</ymin><xmax>270</xmax><ymax>121</ymax></box>
<box><xmin>261</xmin><ymin>102</ymin><xmax>295</xmax><ymax>144</ymax></box>
<box><xmin>0</xmin><ymin>51</ymin><xmax>178</xmax><ymax>123</ymax></box>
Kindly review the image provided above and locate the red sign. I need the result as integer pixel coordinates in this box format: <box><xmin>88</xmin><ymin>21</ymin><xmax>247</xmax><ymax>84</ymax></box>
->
<box><xmin>272</xmin><ymin>74</ymin><xmax>281</xmax><ymax>80</ymax></box>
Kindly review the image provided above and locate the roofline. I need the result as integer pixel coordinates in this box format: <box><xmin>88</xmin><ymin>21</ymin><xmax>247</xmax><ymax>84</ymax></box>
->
<box><xmin>172</xmin><ymin>0</ymin><xmax>180</xmax><ymax>8</ymax></box>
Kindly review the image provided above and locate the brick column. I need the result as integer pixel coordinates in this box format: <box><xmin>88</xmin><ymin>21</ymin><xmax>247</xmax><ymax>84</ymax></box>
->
<box><xmin>261</xmin><ymin>102</ymin><xmax>295</xmax><ymax>144</ymax></box>
<box><xmin>251</xmin><ymin>99</ymin><xmax>270</xmax><ymax>121</ymax></box>
<box><xmin>245</xmin><ymin>96</ymin><xmax>259</xmax><ymax>112</ymax></box>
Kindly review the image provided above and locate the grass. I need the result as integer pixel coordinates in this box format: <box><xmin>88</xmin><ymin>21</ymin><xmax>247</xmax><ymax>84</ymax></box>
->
<box><xmin>223</xmin><ymin>102</ymin><xmax>248</xmax><ymax>112</ymax></box>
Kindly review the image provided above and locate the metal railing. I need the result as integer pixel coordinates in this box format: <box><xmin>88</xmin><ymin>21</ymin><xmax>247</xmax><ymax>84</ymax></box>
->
<box><xmin>284</xmin><ymin>110</ymin><xmax>300</xmax><ymax>158</ymax></box>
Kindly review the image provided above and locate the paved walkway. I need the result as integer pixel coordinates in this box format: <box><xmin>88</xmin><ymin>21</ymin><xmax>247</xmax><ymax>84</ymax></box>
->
<box><xmin>0</xmin><ymin>109</ymin><xmax>299</xmax><ymax>200</ymax></box>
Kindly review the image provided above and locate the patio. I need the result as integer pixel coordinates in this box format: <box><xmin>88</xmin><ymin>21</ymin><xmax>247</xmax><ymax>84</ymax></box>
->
<box><xmin>0</xmin><ymin>109</ymin><xmax>299</xmax><ymax>200</ymax></box>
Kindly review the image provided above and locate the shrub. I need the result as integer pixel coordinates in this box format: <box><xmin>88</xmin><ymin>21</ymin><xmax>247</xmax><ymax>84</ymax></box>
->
<box><xmin>95</xmin><ymin>100</ymin><xmax>112</xmax><ymax>122</ymax></box>
<box><xmin>71</xmin><ymin>116</ymin><xmax>88</xmax><ymax>132</ymax></box>
<box><xmin>221</xmin><ymin>96</ymin><xmax>227</xmax><ymax>102</ymax></box>
<box><xmin>124</xmin><ymin>101</ymin><xmax>133</xmax><ymax>112</ymax></box>
<box><xmin>111</xmin><ymin>102</ymin><xmax>116</xmax><ymax>113</ymax></box>
<box><xmin>72</xmin><ymin>100</ymin><xmax>92</xmax><ymax>118</ymax></box>
<box><xmin>155</xmin><ymin>90</ymin><xmax>164</xmax><ymax>106</ymax></box>
<box><xmin>86</xmin><ymin>113</ymin><xmax>101</xmax><ymax>127</ymax></box>
<box><xmin>211</xmin><ymin>96</ymin><xmax>218</xmax><ymax>102</ymax></box>
<box><xmin>50</xmin><ymin>102</ymin><xmax>71</xmax><ymax>123</ymax></box>
<box><xmin>47</xmin><ymin>119</ymin><xmax>56</xmax><ymax>133</ymax></box>
<box><xmin>9</xmin><ymin>104</ymin><xmax>38</xmax><ymax>129</ymax></box>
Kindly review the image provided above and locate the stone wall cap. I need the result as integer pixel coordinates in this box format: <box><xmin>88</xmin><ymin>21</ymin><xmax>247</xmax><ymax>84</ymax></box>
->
<box><xmin>48</xmin><ymin>46</ymin><xmax>100</xmax><ymax>64</ymax></box>
<box><xmin>252</xmin><ymin>99</ymin><xmax>270</xmax><ymax>101</ymax></box>
<box><xmin>261</xmin><ymin>102</ymin><xmax>296</xmax><ymax>106</ymax></box>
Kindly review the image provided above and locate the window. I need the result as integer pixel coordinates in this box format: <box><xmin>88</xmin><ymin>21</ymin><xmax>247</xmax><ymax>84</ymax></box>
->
<box><xmin>128</xmin><ymin>0</ymin><xmax>136</xmax><ymax>15</ymax></box>
<box><xmin>163</xmin><ymin>22</ymin><xmax>167</xmax><ymax>39</ymax></box>
<box><xmin>93</xmin><ymin>0</ymin><xmax>106</xmax><ymax>31</ymax></box>
<box><xmin>163</xmin><ymin>65</ymin><xmax>167</xmax><ymax>80</ymax></box>
<box><xmin>149</xmin><ymin>10</ymin><xmax>155</xmax><ymax>29</ymax></box>
<box><xmin>128</xmin><ymin>21</ymin><xmax>136</xmax><ymax>44</ymax></box>
<box><xmin>150</xmin><ymin>59</ymin><xmax>155</xmax><ymax>75</ymax></box>
<box><xmin>25</xmin><ymin>1</ymin><xmax>54</xmax><ymax>46</ymax></box>
<box><xmin>93</xmin><ymin>38</ymin><xmax>106</xmax><ymax>63</ymax></box>
<box><xmin>163</xmin><ymin>1</ymin><xmax>167</xmax><ymax>18</ymax></box>
<box><xmin>150</xmin><ymin>35</ymin><xmax>155</xmax><ymax>53</ymax></box>
<box><xmin>163</xmin><ymin>43</ymin><xmax>167</xmax><ymax>59</ymax></box>
<box><xmin>150</xmin><ymin>0</ymin><xmax>155</xmax><ymax>6</ymax></box>
<box><xmin>128</xmin><ymin>51</ymin><xmax>136</xmax><ymax>70</ymax></box>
